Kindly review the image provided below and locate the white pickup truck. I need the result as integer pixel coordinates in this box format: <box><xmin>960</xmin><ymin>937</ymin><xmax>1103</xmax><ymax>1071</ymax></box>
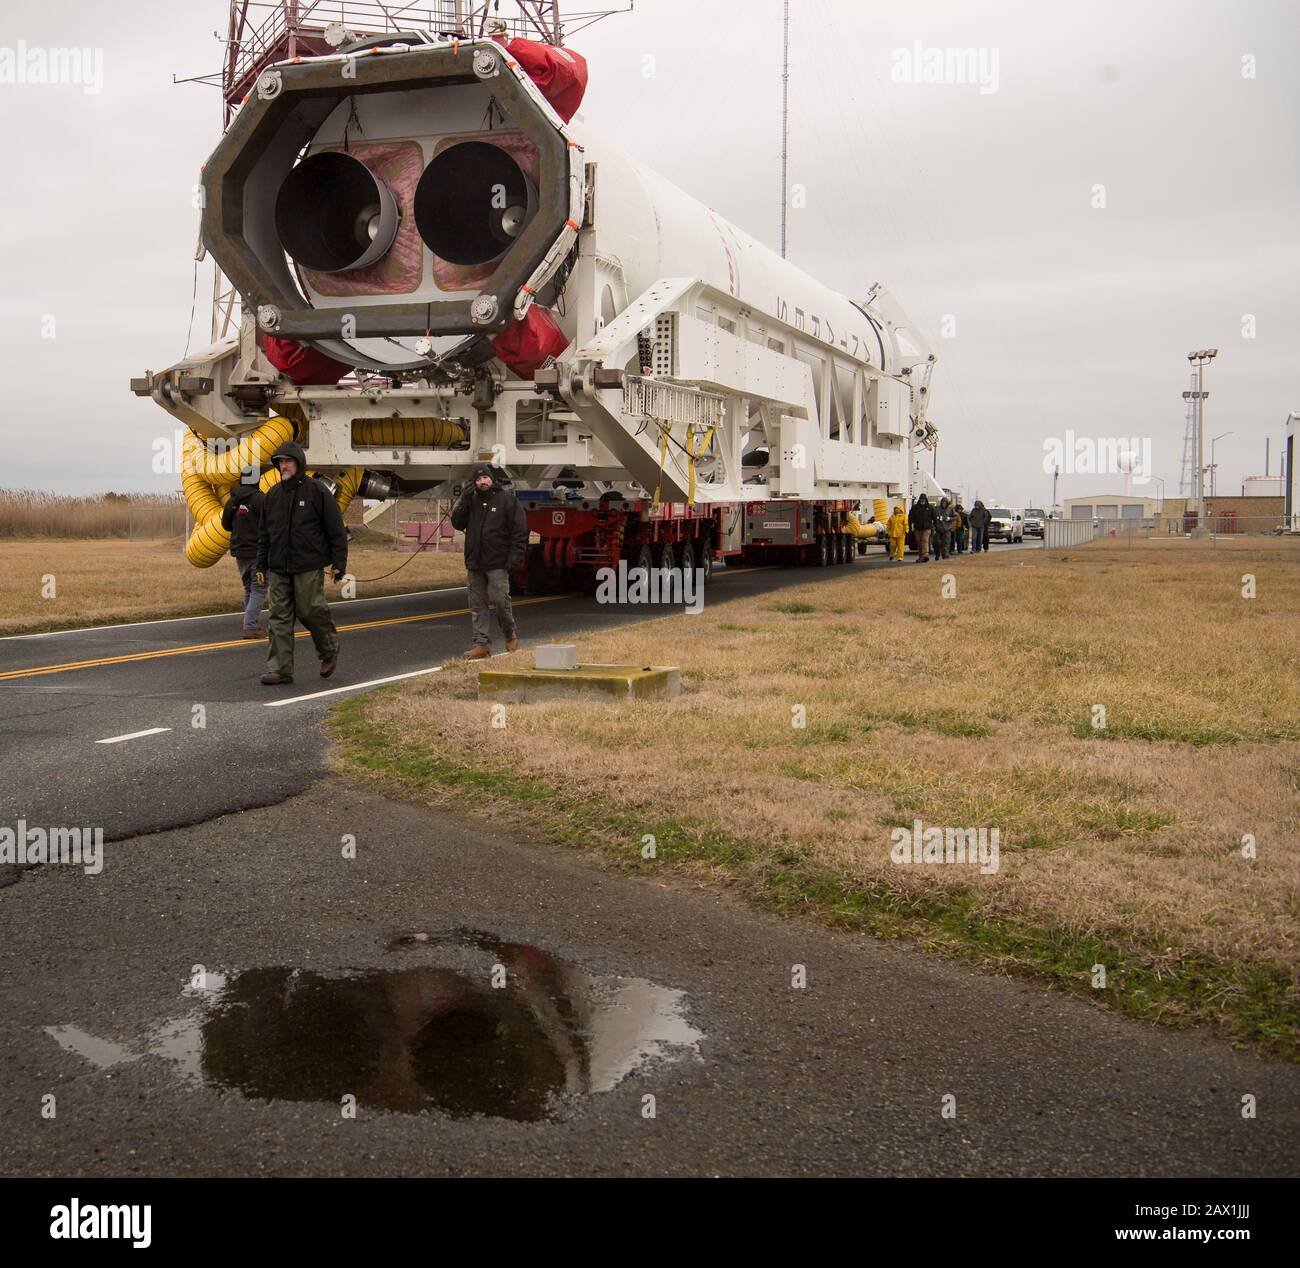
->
<box><xmin>987</xmin><ymin>506</ymin><xmax>1025</xmax><ymax>542</ymax></box>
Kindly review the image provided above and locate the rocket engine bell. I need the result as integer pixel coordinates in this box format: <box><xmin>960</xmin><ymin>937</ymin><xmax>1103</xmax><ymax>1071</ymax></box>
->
<box><xmin>274</xmin><ymin>151</ymin><xmax>399</xmax><ymax>273</ymax></box>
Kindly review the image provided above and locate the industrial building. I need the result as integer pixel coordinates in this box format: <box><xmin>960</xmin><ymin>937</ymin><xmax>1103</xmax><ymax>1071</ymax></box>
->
<box><xmin>1062</xmin><ymin>494</ymin><xmax>1156</xmax><ymax>521</ymax></box>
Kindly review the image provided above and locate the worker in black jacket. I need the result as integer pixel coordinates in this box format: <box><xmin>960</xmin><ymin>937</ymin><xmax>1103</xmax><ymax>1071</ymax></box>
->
<box><xmin>255</xmin><ymin>440</ymin><xmax>347</xmax><ymax>685</ymax></box>
<box><xmin>450</xmin><ymin>463</ymin><xmax>528</xmax><ymax>658</ymax></box>
<box><xmin>909</xmin><ymin>493</ymin><xmax>934</xmax><ymax>563</ymax></box>
<box><xmin>221</xmin><ymin>482</ymin><xmax>266</xmax><ymax>639</ymax></box>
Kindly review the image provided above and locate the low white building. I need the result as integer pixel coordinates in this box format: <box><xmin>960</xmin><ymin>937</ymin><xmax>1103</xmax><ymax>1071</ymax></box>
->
<box><xmin>1062</xmin><ymin>493</ymin><xmax>1157</xmax><ymax>521</ymax></box>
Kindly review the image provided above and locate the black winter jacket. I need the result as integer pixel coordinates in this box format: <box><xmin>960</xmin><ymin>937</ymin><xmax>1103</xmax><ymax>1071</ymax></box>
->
<box><xmin>451</xmin><ymin>470</ymin><xmax>529</xmax><ymax>571</ymax></box>
<box><xmin>910</xmin><ymin>498</ymin><xmax>934</xmax><ymax>532</ymax></box>
<box><xmin>221</xmin><ymin>483</ymin><xmax>265</xmax><ymax>560</ymax></box>
<box><xmin>256</xmin><ymin>442</ymin><xmax>348</xmax><ymax>576</ymax></box>
<box><xmin>968</xmin><ymin>504</ymin><xmax>991</xmax><ymax>530</ymax></box>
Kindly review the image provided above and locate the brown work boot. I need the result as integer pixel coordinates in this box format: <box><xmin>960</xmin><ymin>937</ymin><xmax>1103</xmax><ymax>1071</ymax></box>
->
<box><xmin>320</xmin><ymin>653</ymin><xmax>338</xmax><ymax>679</ymax></box>
<box><xmin>504</xmin><ymin>632</ymin><xmax>519</xmax><ymax>652</ymax></box>
<box><xmin>242</xmin><ymin>628</ymin><xmax>266</xmax><ymax>640</ymax></box>
<box><xmin>463</xmin><ymin>645</ymin><xmax>491</xmax><ymax>660</ymax></box>
<box><xmin>260</xmin><ymin>671</ymin><xmax>293</xmax><ymax>686</ymax></box>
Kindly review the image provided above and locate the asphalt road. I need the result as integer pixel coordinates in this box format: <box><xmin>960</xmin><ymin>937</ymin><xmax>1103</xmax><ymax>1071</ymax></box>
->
<box><xmin>1</xmin><ymin>783</ymin><xmax>1296</xmax><ymax>1177</ymax></box>
<box><xmin>3</xmin><ymin>539</ymin><xmax>1297</xmax><ymax>1176</ymax></box>
<box><xmin>0</xmin><ymin>544</ymin><xmax>991</xmax><ymax>852</ymax></box>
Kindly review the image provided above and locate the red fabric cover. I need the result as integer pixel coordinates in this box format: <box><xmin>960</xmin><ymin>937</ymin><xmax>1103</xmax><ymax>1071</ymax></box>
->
<box><xmin>492</xmin><ymin>36</ymin><xmax>588</xmax><ymax>121</ymax></box>
<box><xmin>261</xmin><ymin>335</ymin><xmax>352</xmax><ymax>386</ymax></box>
<box><xmin>491</xmin><ymin>305</ymin><xmax>570</xmax><ymax>379</ymax></box>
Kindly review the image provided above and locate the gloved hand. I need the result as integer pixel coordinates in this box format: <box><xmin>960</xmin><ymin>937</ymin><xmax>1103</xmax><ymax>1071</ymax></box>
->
<box><xmin>256</xmin><ymin>570</ymin><xmax>266</xmax><ymax>588</ymax></box>
<box><xmin>507</xmin><ymin>553</ymin><xmax>523</xmax><ymax>571</ymax></box>
<box><xmin>332</xmin><ymin>568</ymin><xmax>346</xmax><ymax>584</ymax></box>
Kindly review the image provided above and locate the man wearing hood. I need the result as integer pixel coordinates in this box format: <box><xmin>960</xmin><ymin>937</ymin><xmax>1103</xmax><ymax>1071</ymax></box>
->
<box><xmin>221</xmin><ymin>480</ymin><xmax>266</xmax><ymax>638</ymax></box>
<box><xmin>909</xmin><ymin>493</ymin><xmax>934</xmax><ymax>563</ymax></box>
<box><xmin>451</xmin><ymin>463</ymin><xmax>528</xmax><ymax>659</ymax></box>
<box><xmin>255</xmin><ymin>440</ymin><xmax>347</xmax><ymax>685</ymax></box>
<box><xmin>969</xmin><ymin>500</ymin><xmax>991</xmax><ymax>553</ymax></box>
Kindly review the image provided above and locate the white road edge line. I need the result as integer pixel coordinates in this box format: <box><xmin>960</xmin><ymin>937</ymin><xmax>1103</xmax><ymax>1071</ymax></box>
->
<box><xmin>95</xmin><ymin>727</ymin><xmax>173</xmax><ymax>745</ymax></box>
<box><xmin>264</xmin><ymin>665</ymin><xmax>443</xmax><ymax>707</ymax></box>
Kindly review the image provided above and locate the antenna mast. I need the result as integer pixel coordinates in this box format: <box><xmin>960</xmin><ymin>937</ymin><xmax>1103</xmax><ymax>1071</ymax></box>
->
<box><xmin>780</xmin><ymin>0</ymin><xmax>790</xmax><ymax>258</ymax></box>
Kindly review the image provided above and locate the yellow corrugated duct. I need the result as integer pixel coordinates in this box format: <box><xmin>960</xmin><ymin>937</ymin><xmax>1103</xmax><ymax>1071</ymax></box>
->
<box><xmin>332</xmin><ymin>467</ymin><xmax>365</xmax><ymax>517</ymax></box>
<box><xmin>184</xmin><ymin>416</ymin><xmax>295</xmax><ymax>487</ymax></box>
<box><xmin>842</xmin><ymin>511</ymin><xmax>884</xmax><ymax>540</ymax></box>
<box><xmin>873</xmin><ymin>498</ymin><xmax>888</xmax><ymax>522</ymax></box>
<box><xmin>351</xmin><ymin>417</ymin><xmax>465</xmax><ymax>447</ymax></box>
<box><xmin>180</xmin><ymin>418</ymin><xmax>296</xmax><ymax>567</ymax></box>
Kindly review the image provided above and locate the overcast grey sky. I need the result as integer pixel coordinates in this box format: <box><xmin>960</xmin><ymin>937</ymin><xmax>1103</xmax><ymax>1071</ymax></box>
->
<box><xmin>1</xmin><ymin>0</ymin><xmax>1296</xmax><ymax>503</ymax></box>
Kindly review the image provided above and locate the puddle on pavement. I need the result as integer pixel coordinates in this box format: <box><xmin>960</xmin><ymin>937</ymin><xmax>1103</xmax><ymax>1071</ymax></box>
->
<box><xmin>44</xmin><ymin>928</ymin><xmax>703</xmax><ymax>1123</ymax></box>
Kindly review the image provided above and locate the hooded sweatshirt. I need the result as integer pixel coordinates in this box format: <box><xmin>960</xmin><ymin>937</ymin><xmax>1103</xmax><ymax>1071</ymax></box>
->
<box><xmin>256</xmin><ymin>440</ymin><xmax>348</xmax><ymax>576</ymax></box>
<box><xmin>220</xmin><ymin>482</ymin><xmax>265</xmax><ymax>560</ymax></box>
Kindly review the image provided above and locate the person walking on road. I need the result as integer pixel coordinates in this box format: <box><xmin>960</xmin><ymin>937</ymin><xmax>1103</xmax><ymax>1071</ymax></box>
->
<box><xmin>256</xmin><ymin>440</ymin><xmax>347</xmax><ymax>686</ymax></box>
<box><xmin>222</xmin><ymin>481</ymin><xmax>266</xmax><ymax>638</ymax></box>
<box><xmin>451</xmin><ymin>463</ymin><xmax>529</xmax><ymax>659</ymax></box>
<box><xmin>886</xmin><ymin>503</ymin><xmax>908</xmax><ymax>561</ymax></box>
<box><xmin>952</xmin><ymin>500</ymin><xmax>967</xmax><ymax>554</ymax></box>
<box><xmin>969</xmin><ymin>500</ymin><xmax>991</xmax><ymax>553</ymax></box>
<box><xmin>910</xmin><ymin>493</ymin><xmax>933</xmax><ymax>563</ymax></box>
<box><xmin>933</xmin><ymin>497</ymin><xmax>955</xmax><ymax>559</ymax></box>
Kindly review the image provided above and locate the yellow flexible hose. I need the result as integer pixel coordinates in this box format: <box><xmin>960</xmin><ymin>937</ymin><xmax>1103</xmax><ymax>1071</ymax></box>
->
<box><xmin>180</xmin><ymin>422</ymin><xmax>363</xmax><ymax>569</ymax></box>
<box><xmin>873</xmin><ymin>498</ymin><xmax>888</xmax><ymax>522</ymax></box>
<box><xmin>842</xmin><ymin>511</ymin><xmax>884</xmax><ymax>540</ymax></box>
<box><xmin>351</xmin><ymin>417</ymin><xmax>465</xmax><ymax>447</ymax></box>
<box><xmin>183</xmin><ymin>416</ymin><xmax>295</xmax><ymax>487</ymax></box>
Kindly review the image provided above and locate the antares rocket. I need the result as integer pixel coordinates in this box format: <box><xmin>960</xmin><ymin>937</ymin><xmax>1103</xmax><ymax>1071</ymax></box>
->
<box><xmin>134</xmin><ymin>24</ymin><xmax>939</xmax><ymax>585</ymax></box>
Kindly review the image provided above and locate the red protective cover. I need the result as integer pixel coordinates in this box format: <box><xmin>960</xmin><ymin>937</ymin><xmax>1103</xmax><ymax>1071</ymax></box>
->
<box><xmin>492</xmin><ymin>36</ymin><xmax>588</xmax><ymax>121</ymax></box>
<box><xmin>491</xmin><ymin>305</ymin><xmax>570</xmax><ymax>379</ymax></box>
<box><xmin>261</xmin><ymin>335</ymin><xmax>352</xmax><ymax>386</ymax></box>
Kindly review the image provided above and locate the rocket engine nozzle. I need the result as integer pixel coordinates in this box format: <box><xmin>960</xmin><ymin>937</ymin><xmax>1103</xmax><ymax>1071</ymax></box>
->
<box><xmin>275</xmin><ymin>151</ymin><xmax>399</xmax><ymax>273</ymax></box>
<box><xmin>413</xmin><ymin>141</ymin><xmax>538</xmax><ymax>266</ymax></box>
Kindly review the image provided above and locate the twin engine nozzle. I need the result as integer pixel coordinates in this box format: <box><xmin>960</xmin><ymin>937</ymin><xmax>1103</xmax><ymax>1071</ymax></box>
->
<box><xmin>275</xmin><ymin>140</ymin><xmax>537</xmax><ymax>275</ymax></box>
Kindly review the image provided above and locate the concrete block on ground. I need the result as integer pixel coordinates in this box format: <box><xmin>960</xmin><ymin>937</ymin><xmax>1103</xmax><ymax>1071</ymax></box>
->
<box><xmin>479</xmin><ymin>663</ymin><xmax>681</xmax><ymax>703</ymax></box>
<box><xmin>534</xmin><ymin>644</ymin><xmax>578</xmax><ymax>670</ymax></box>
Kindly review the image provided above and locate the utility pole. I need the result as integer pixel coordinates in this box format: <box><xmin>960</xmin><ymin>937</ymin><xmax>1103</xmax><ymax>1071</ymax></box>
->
<box><xmin>780</xmin><ymin>0</ymin><xmax>790</xmax><ymax>258</ymax></box>
<box><xmin>1185</xmin><ymin>348</ymin><xmax>1217</xmax><ymax>528</ymax></box>
<box><xmin>1052</xmin><ymin>463</ymin><xmax>1059</xmax><ymax>512</ymax></box>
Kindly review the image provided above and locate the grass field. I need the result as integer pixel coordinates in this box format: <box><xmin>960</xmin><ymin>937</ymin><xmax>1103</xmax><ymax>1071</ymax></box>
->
<box><xmin>0</xmin><ymin>536</ymin><xmax>468</xmax><ymax>636</ymax></box>
<box><xmin>332</xmin><ymin>535</ymin><xmax>1300</xmax><ymax>1057</ymax></box>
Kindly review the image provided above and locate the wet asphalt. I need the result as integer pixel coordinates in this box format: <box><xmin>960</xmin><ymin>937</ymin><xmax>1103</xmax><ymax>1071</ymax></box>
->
<box><xmin>2</xmin><ymin>540</ymin><xmax>1297</xmax><ymax>1175</ymax></box>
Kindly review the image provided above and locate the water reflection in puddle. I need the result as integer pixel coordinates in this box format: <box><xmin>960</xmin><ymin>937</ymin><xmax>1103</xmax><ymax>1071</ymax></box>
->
<box><xmin>45</xmin><ymin>929</ymin><xmax>702</xmax><ymax>1122</ymax></box>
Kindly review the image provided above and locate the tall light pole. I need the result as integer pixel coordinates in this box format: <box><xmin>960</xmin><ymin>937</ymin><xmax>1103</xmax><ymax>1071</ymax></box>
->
<box><xmin>780</xmin><ymin>0</ymin><xmax>790</xmax><ymax>258</ymax></box>
<box><xmin>1153</xmin><ymin>475</ymin><xmax>1165</xmax><ymax>513</ymax></box>
<box><xmin>1187</xmin><ymin>348</ymin><xmax>1218</xmax><ymax>526</ymax></box>
<box><xmin>1209</xmin><ymin>431</ymin><xmax>1232</xmax><ymax>498</ymax></box>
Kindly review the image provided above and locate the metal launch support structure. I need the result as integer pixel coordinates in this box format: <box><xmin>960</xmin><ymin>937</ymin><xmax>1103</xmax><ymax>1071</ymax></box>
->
<box><xmin>138</xmin><ymin>2</ymin><xmax>941</xmax><ymax>590</ymax></box>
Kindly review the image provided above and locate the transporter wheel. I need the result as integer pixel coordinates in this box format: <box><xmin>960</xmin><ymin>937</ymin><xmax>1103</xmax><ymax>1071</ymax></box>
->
<box><xmin>634</xmin><ymin>542</ymin><xmax>655</xmax><ymax>578</ymax></box>
<box><xmin>695</xmin><ymin>538</ymin><xmax>713</xmax><ymax>583</ymax></box>
<box><xmin>816</xmin><ymin>532</ymin><xmax>830</xmax><ymax>566</ymax></box>
<box><xmin>656</xmin><ymin>540</ymin><xmax>679</xmax><ymax>574</ymax></box>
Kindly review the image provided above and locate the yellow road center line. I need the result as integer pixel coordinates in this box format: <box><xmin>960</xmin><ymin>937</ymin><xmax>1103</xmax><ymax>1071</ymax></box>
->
<box><xmin>0</xmin><ymin>595</ymin><xmax>570</xmax><ymax>683</ymax></box>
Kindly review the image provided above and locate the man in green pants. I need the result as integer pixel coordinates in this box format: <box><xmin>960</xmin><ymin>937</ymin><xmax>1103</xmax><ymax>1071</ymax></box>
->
<box><xmin>255</xmin><ymin>440</ymin><xmax>347</xmax><ymax>686</ymax></box>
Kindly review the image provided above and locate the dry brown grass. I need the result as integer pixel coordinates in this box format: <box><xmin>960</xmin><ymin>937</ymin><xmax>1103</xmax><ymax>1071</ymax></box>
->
<box><xmin>342</xmin><ymin>536</ymin><xmax>1300</xmax><ymax>1023</ymax></box>
<box><xmin>0</xmin><ymin>538</ymin><xmax>467</xmax><ymax>635</ymax></box>
<box><xmin>0</xmin><ymin>489</ymin><xmax>186</xmax><ymax>538</ymax></box>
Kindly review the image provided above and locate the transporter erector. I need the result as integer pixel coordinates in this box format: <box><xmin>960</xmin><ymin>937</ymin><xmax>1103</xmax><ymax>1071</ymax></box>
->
<box><xmin>134</xmin><ymin>4</ymin><xmax>940</xmax><ymax>586</ymax></box>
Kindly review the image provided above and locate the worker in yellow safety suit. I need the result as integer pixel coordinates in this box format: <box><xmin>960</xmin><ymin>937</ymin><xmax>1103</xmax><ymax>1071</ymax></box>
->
<box><xmin>886</xmin><ymin>504</ymin><xmax>909</xmax><ymax>561</ymax></box>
